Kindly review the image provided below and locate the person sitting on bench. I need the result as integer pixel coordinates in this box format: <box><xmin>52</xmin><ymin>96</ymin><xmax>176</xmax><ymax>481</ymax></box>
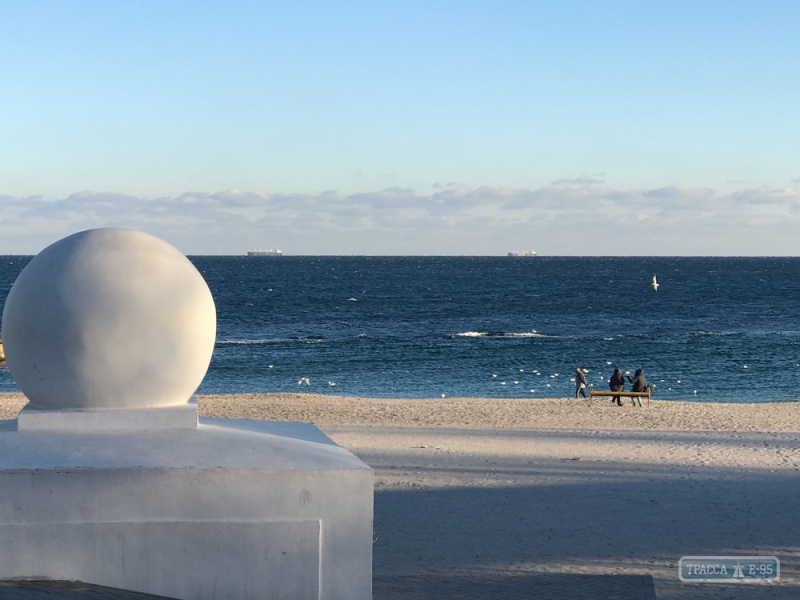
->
<box><xmin>609</xmin><ymin>368</ymin><xmax>625</xmax><ymax>406</ymax></box>
<box><xmin>626</xmin><ymin>368</ymin><xmax>648</xmax><ymax>406</ymax></box>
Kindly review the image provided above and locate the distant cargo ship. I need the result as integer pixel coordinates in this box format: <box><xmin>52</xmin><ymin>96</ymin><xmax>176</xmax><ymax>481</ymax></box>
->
<box><xmin>508</xmin><ymin>250</ymin><xmax>537</xmax><ymax>257</ymax></box>
<box><xmin>247</xmin><ymin>249</ymin><xmax>283</xmax><ymax>256</ymax></box>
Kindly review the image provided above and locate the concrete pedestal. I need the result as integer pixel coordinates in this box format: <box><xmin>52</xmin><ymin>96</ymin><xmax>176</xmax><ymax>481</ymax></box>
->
<box><xmin>0</xmin><ymin>416</ymin><xmax>373</xmax><ymax>600</ymax></box>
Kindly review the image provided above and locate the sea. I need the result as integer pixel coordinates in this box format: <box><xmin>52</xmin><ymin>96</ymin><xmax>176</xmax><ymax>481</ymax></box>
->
<box><xmin>2</xmin><ymin>256</ymin><xmax>800</xmax><ymax>403</ymax></box>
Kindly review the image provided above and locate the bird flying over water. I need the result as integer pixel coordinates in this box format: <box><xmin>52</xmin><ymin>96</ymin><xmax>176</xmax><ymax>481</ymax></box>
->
<box><xmin>652</xmin><ymin>275</ymin><xmax>659</xmax><ymax>292</ymax></box>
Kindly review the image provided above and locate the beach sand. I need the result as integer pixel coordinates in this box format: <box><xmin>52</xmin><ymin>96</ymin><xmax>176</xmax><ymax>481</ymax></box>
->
<box><xmin>2</xmin><ymin>392</ymin><xmax>800</xmax><ymax>598</ymax></box>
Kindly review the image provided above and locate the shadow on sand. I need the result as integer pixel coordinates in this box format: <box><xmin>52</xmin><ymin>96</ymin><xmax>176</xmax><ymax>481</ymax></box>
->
<box><xmin>374</xmin><ymin>572</ymin><xmax>656</xmax><ymax>599</ymax></box>
<box><xmin>366</xmin><ymin>428</ymin><xmax>800</xmax><ymax>599</ymax></box>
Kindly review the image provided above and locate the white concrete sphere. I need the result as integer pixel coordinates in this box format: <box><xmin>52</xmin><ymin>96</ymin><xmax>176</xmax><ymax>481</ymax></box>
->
<box><xmin>1</xmin><ymin>228</ymin><xmax>216</xmax><ymax>410</ymax></box>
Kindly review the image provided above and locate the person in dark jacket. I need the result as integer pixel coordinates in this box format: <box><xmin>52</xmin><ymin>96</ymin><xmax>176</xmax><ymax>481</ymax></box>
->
<box><xmin>574</xmin><ymin>368</ymin><xmax>588</xmax><ymax>398</ymax></box>
<box><xmin>627</xmin><ymin>368</ymin><xmax>648</xmax><ymax>406</ymax></box>
<box><xmin>609</xmin><ymin>368</ymin><xmax>625</xmax><ymax>406</ymax></box>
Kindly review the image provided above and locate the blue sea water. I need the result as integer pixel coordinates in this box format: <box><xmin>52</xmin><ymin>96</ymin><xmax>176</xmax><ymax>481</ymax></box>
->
<box><xmin>2</xmin><ymin>256</ymin><xmax>800</xmax><ymax>403</ymax></box>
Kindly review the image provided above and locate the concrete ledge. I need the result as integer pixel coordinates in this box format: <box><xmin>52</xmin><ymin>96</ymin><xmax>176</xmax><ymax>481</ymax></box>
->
<box><xmin>0</xmin><ymin>419</ymin><xmax>373</xmax><ymax>600</ymax></box>
<box><xmin>15</xmin><ymin>399</ymin><xmax>199</xmax><ymax>431</ymax></box>
<box><xmin>1</xmin><ymin>520</ymin><xmax>321</xmax><ymax>599</ymax></box>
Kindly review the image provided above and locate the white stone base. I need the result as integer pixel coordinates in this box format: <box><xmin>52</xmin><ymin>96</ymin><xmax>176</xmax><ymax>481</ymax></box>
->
<box><xmin>16</xmin><ymin>398</ymin><xmax>199</xmax><ymax>431</ymax></box>
<box><xmin>0</xmin><ymin>417</ymin><xmax>373</xmax><ymax>600</ymax></box>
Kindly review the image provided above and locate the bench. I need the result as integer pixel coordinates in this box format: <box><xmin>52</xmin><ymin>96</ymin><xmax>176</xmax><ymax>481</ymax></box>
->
<box><xmin>588</xmin><ymin>384</ymin><xmax>651</xmax><ymax>407</ymax></box>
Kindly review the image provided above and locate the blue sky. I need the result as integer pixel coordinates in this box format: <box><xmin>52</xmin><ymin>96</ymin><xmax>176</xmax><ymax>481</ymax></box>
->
<box><xmin>1</xmin><ymin>1</ymin><xmax>799</xmax><ymax>254</ymax></box>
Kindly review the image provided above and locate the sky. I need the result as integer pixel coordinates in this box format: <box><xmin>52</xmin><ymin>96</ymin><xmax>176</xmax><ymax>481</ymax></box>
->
<box><xmin>1</xmin><ymin>1</ymin><xmax>799</xmax><ymax>255</ymax></box>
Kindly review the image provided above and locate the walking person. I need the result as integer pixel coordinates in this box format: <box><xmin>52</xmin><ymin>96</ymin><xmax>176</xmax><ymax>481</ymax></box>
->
<box><xmin>609</xmin><ymin>367</ymin><xmax>625</xmax><ymax>406</ymax></box>
<box><xmin>627</xmin><ymin>368</ymin><xmax>648</xmax><ymax>407</ymax></box>
<box><xmin>574</xmin><ymin>368</ymin><xmax>588</xmax><ymax>398</ymax></box>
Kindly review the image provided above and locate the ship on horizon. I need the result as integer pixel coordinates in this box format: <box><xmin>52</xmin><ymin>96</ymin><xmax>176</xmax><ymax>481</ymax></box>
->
<box><xmin>508</xmin><ymin>250</ymin><xmax>537</xmax><ymax>257</ymax></box>
<box><xmin>247</xmin><ymin>249</ymin><xmax>283</xmax><ymax>256</ymax></box>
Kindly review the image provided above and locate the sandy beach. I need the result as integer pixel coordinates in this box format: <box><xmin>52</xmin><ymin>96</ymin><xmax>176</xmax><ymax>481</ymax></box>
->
<box><xmin>3</xmin><ymin>392</ymin><xmax>800</xmax><ymax>598</ymax></box>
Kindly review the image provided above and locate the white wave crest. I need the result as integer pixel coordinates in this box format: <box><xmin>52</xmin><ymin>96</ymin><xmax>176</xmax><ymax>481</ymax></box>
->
<box><xmin>454</xmin><ymin>330</ymin><xmax>545</xmax><ymax>338</ymax></box>
<box><xmin>505</xmin><ymin>332</ymin><xmax>545</xmax><ymax>338</ymax></box>
<box><xmin>217</xmin><ymin>339</ymin><xmax>274</xmax><ymax>345</ymax></box>
<box><xmin>695</xmin><ymin>331</ymin><xmax>736</xmax><ymax>336</ymax></box>
<box><xmin>217</xmin><ymin>337</ymin><xmax>329</xmax><ymax>345</ymax></box>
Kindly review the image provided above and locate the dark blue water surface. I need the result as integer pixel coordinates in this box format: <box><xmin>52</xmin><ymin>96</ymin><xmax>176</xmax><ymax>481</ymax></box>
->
<box><xmin>2</xmin><ymin>256</ymin><xmax>800</xmax><ymax>402</ymax></box>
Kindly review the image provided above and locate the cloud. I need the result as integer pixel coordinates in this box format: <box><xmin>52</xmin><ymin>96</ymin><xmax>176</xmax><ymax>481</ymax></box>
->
<box><xmin>551</xmin><ymin>176</ymin><xmax>604</xmax><ymax>186</ymax></box>
<box><xmin>2</xmin><ymin>182</ymin><xmax>800</xmax><ymax>255</ymax></box>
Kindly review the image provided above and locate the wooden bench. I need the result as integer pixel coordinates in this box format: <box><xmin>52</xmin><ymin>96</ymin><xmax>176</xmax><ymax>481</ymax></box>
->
<box><xmin>588</xmin><ymin>384</ymin><xmax>651</xmax><ymax>407</ymax></box>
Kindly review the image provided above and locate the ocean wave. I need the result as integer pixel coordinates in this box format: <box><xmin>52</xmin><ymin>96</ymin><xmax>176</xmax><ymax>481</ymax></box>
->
<box><xmin>692</xmin><ymin>330</ymin><xmax>800</xmax><ymax>337</ymax></box>
<box><xmin>217</xmin><ymin>337</ymin><xmax>330</xmax><ymax>345</ymax></box>
<box><xmin>453</xmin><ymin>330</ymin><xmax>545</xmax><ymax>338</ymax></box>
<box><xmin>217</xmin><ymin>339</ymin><xmax>278</xmax><ymax>345</ymax></box>
<box><xmin>504</xmin><ymin>332</ymin><xmax>546</xmax><ymax>337</ymax></box>
<box><xmin>694</xmin><ymin>331</ymin><xmax>737</xmax><ymax>336</ymax></box>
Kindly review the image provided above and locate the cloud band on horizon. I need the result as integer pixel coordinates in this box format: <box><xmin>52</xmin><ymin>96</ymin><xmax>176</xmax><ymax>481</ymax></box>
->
<box><xmin>2</xmin><ymin>180</ymin><xmax>799</xmax><ymax>256</ymax></box>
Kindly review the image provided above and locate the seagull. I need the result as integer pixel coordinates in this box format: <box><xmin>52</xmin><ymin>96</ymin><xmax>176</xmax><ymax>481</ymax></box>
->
<box><xmin>652</xmin><ymin>275</ymin><xmax>659</xmax><ymax>292</ymax></box>
<box><xmin>298</xmin><ymin>377</ymin><xmax>310</xmax><ymax>386</ymax></box>
<box><xmin>328</xmin><ymin>381</ymin><xmax>336</xmax><ymax>386</ymax></box>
